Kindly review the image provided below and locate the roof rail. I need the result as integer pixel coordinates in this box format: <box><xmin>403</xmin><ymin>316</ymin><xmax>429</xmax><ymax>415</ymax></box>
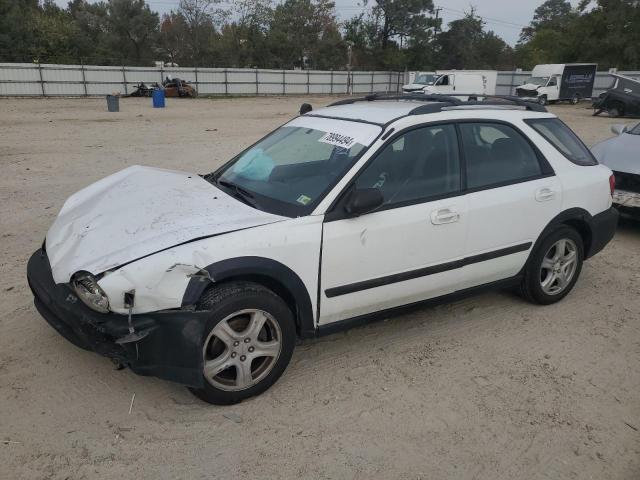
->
<box><xmin>328</xmin><ymin>93</ymin><xmax>463</xmax><ymax>107</ymax></box>
<box><xmin>463</xmin><ymin>95</ymin><xmax>548</xmax><ymax>112</ymax></box>
<box><xmin>328</xmin><ymin>93</ymin><xmax>547</xmax><ymax>113</ymax></box>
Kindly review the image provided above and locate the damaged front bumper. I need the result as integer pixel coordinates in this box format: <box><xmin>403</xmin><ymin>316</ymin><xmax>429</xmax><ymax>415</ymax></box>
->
<box><xmin>27</xmin><ymin>249</ymin><xmax>210</xmax><ymax>388</ymax></box>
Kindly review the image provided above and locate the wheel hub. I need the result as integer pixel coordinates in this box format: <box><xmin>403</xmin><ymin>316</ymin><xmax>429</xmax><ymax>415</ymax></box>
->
<box><xmin>202</xmin><ymin>309</ymin><xmax>282</xmax><ymax>391</ymax></box>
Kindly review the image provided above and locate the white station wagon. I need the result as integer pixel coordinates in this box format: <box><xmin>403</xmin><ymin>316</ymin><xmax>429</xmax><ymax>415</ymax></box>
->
<box><xmin>28</xmin><ymin>94</ymin><xmax>618</xmax><ymax>404</ymax></box>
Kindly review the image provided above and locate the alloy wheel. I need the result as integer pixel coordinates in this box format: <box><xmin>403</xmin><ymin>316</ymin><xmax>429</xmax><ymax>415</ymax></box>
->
<box><xmin>539</xmin><ymin>238</ymin><xmax>578</xmax><ymax>295</ymax></box>
<box><xmin>202</xmin><ymin>309</ymin><xmax>282</xmax><ymax>391</ymax></box>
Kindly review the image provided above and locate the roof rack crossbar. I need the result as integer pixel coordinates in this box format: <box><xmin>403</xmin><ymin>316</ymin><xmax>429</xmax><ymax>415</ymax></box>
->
<box><xmin>328</xmin><ymin>93</ymin><xmax>463</xmax><ymax>107</ymax></box>
<box><xmin>328</xmin><ymin>93</ymin><xmax>547</xmax><ymax>113</ymax></box>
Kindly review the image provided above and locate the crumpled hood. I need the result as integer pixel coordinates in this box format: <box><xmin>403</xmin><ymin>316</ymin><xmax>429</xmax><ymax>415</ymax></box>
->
<box><xmin>517</xmin><ymin>83</ymin><xmax>541</xmax><ymax>92</ymax></box>
<box><xmin>402</xmin><ymin>83</ymin><xmax>427</xmax><ymax>92</ymax></box>
<box><xmin>46</xmin><ymin>165</ymin><xmax>286</xmax><ymax>283</ymax></box>
<box><xmin>591</xmin><ymin>134</ymin><xmax>640</xmax><ymax>175</ymax></box>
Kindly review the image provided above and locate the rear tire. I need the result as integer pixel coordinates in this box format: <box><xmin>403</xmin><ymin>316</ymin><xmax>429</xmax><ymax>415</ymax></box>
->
<box><xmin>520</xmin><ymin>226</ymin><xmax>584</xmax><ymax>305</ymax></box>
<box><xmin>571</xmin><ymin>94</ymin><xmax>580</xmax><ymax>105</ymax></box>
<box><xmin>188</xmin><ymin>281</ymin><xmax>296</xmax><ymax>405</ymax></box>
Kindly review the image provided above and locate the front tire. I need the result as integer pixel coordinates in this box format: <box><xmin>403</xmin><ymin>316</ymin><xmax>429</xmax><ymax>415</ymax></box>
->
<box><xmin>188</xmin><ymin>281</ymin><xmax>296</xmax><ymax>405</ymax></box>
<box><xmin>520</xmin><ymin>226</ymin><xmax>584</xmax><ymax>305</ymax></box>
<box><xmin>538</xmin><ymin>95</ymin><xmax>548</xmax><ymax>106</ymax></box>
<box><xmin>607</xmin><ymin>102</ymin><xmax>625</xmax><ymax>117</ymax></box>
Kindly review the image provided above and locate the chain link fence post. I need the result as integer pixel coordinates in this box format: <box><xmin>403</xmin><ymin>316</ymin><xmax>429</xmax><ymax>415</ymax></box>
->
<box><xmin>80</xmin><ymin>60</ymin><xmax>88</xmax><ymax>97</ymax></box>
<box><xmin>121</xmin><ymin>64</ymin><xmax>128</xmax><ymax>95</ymax></box>
<box><xmin>37</xmin><ymin>63</ymin><xmax>45</xmax><ymax>96</ymax></box>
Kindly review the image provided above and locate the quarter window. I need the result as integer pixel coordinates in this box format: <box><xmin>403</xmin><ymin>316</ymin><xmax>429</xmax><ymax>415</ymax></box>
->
<box><xmin>526</xmin><ymin>118</ymin><xmax>597</xmax><ymax>166</ymax></box>
<box><xmin>460</xmin><ymin>122</ymin><xmax>543</xmax><ymax>189</ymax></box>
<box><xmin>355</xmin><ymin>124</ymin><xmax>461</xmax><ymax>207</ymax></box>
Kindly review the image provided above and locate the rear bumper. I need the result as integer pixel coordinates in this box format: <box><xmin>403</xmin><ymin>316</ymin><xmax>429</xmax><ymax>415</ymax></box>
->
<box><xmin>27</xmin><ymin>249</ymin><xmax>209</xmax><ymax>388</ymax></box>
<box><xmin>612</xmin><ymin>189</ymin><xmax>640</xmax><ymax>211</ymax></box>
<box><xmin>586</xmin><ymin>207</ymin><xmax>619</xmax><ymax>259</ymax></box>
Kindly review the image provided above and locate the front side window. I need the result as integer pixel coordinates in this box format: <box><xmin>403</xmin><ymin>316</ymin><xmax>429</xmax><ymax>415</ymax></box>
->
<box><xmin>630</xmin><ymin>122</ymin><xmax>640</xmax><ymax>135</ymax></box>
<box><xmin>436</xmin><ymin>75</ymin><xmax>450</xmax><ymax>86</ymax></box>
<box><xmin>213</xmin><ymin>117</ymin><xmax>380</xmax><ymax>216</ymax></box>
<box><xmin>354</xmin><ymin>124</ymin><xmax>461</xmax><ymax>208</ymax></box>
<box><xmin>525</xmin><ymin>118</ymin><xmax>597</xmax><ymax>166</ymax></box>
<box><xmin>460</xmin><ymin>122</ymin><xmax>543</xmax><ymax>189</ymax></box>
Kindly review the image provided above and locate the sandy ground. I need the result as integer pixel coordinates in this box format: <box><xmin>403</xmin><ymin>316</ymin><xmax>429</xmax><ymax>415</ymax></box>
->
<box><xmin>1</xmin><ymin>97</ymin><xmax>639</xmax><ymax>480</ymax></box>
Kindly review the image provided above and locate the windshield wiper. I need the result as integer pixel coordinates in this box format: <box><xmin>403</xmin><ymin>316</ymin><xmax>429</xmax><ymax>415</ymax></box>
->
<box><xmin>216</xmin><ymin>179</ymin><xmax>258</xmax><ymax>208</ymax></box>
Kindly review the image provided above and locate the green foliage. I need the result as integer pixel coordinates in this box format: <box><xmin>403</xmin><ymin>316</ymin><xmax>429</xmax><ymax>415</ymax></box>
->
<box><xmin>516</xmin><ymin>0</ymin><xmax>640</xmax><ymax>70</ymax></box>
<box><xmin>2</xmin><ymin>0</ymin><xmax>638</xmax><ymax>70</ymax></box>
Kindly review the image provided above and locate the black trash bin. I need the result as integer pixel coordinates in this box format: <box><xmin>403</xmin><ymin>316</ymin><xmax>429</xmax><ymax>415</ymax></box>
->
<box><xmin>106</xmin><ymin>95</ymin><xmax>119</xmax><ymax>112</ymax></box>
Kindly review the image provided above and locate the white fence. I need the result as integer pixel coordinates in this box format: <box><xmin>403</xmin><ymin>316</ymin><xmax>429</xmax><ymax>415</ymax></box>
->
<box><xmin>2</xmin><ymin>63</ymin><xmax>638</xmax><ymax>98</ymax></box>
<box><xmin>0</xmin><ymin>63</ymin><xmax>404</xmax><ymax>97</ymax></box>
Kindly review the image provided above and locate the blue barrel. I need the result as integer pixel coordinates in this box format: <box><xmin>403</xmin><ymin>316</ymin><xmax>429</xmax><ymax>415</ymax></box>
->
<box><xmin>152</xmin><ymin>89</ymin><xmax>165</xmax><ymax>108</ymax></box>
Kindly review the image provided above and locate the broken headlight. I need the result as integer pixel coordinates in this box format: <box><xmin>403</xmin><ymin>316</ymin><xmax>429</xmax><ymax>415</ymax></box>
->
<box><xmin>71</xmin><ymin>271</ymin><xmax>110</xmax><ymax>313</ymax></box>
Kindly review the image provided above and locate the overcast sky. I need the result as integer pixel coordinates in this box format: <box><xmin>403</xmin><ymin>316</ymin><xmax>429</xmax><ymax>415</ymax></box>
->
<box><xmin>53</xmin><ymin>0</ymin><xmax>582</xmax><ymax>46</ymax></box>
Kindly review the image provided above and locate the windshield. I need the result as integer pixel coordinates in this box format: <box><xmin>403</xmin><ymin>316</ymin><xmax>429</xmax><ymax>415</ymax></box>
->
<box><xmin>212</xmin><ymin>117</ymin><xmax>381</xmax><ymax>216</ymax></box>
<box><xmin>527</xmin><ymin>77</ymin><xmax>549</xmax><ymax>86</ymax></box>
<box><xmin>414</xmin><ymin>74</ymin><xmax>436</xmax><ymax>85</ymax></box>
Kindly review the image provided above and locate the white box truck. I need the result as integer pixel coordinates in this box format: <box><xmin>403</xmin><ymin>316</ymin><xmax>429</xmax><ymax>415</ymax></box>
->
<box><xmin>417</xmin><ymin>70</ymin><xmax>497</xmax><ymax>99</ymax></box>
<box><xmin>516</xmin><ymin>64</ymin><xmax>597</xmax><ymax>105</ymax></box>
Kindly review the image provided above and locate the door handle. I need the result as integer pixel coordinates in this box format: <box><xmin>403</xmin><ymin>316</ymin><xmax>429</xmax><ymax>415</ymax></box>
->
<box><xmin>535</xmin><ymin>187</ymin><xmax>556</xmax><ymax>202</ymax></box>
<box><xmin>431</xmin><ymin>208</ymin><xmax>460</xmax><ymax>225</ymax></box>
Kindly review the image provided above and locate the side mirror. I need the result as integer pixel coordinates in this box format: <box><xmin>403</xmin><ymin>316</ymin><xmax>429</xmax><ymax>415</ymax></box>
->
<box><xmin>344</xmin><ymin>188</ymin><xmax>384</xmax><ymax>216</ymax></box>
<box><xmin>299</xmin><ymin>103</ymin><xmax>313</xmax><ymax>115</ymax></box>
<box><xmin>611</xmin><ymin>124</ymin><xmax>628</xmax><ymax>135</ymax></box>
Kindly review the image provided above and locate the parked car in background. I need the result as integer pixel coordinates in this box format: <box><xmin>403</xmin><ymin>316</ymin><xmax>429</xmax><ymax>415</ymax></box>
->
<box><xmin>28</xmin><ymin>94</ymin><xmax>618</xmax><ymax>405</ymax></box>
<box><xmin>402</xmin><ymin>72</ymin><xmax>438</xmax><ymax>93</ymax></box>
<box><xmin>592</xmin><ymin>74</ymin><xmax>640</xmax><ymax>117</ymax></box>
<box><xmin>517</xmin><ymin>64</ymin><xmax>597</xmax><ymax>106</ymax></box>
<box><xmin>162</xmin><ymin>77</ymin><xmax>197</xmax><ymax>98</ymax></box>
<box><xmin>419</xmin><ymin>70</ymin><xmax>497</xmax><ymax>100</ymax></box>
<box><xmin>591</xmin><ymin>122</ymin><xmax>640</xmax><ymax>215</ymax></box>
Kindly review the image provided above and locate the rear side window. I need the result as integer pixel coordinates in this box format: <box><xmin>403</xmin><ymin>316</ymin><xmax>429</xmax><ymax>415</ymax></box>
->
<box><xmin>526</xmin><ymin>118</ymin><xmax>597</xmax><ymax>166</ymax></box>
<box><xmin>460</xmin><ymin>122</ymin><xmax>543</xmax><ymax>190</ymax></box>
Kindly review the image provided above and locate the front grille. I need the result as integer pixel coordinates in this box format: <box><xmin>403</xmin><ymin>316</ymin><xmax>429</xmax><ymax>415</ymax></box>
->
<box><xmin>517</xmin><ymin>89</ymin><xmax>537</xmax><ymax>98</ymax></box>
<box><xmin>614</xmin><ymin>171</ymin><xmax>640</xmax><ymax>193</ymax></box>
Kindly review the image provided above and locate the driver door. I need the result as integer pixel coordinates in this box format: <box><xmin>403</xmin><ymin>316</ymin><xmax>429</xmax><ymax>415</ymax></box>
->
<box><xmin>319</xmin><ymin>123</ymin><xmax>468</xmax><ymax>325</ymax></box>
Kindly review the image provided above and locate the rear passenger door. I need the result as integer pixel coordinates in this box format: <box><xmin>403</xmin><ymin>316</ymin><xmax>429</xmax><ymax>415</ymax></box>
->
<box><xmin>459</xmin><ymin>121</ymin><xmax>562</xmax><ymax>289</ymax></box>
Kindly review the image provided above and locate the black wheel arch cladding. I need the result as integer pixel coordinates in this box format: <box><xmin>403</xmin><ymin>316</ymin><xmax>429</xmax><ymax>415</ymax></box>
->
<box><xmin>182</xmin><ymin>256</ymin><xmax>316</xmax><ymax>338</ymax></box>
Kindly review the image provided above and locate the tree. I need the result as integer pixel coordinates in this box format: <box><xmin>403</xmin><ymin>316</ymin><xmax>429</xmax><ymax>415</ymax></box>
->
<box><xmin>436</xmin><ymin>10</ymin><xmax>514</xmax><ymax>70</ymax></box>
<box><xmin>516</xmin><ymin>0</ymin><xmax>640</xmax><ymax>70</ymax></box>
<box><xmin>107</xmin><ymin>0</ymin><xmax>159</xmax><ymax>63</ymax></box>
<box><xmin>267</xmin><ymin>0</ymin><xmax>345</xmax><ymax>69</ymax></box>
<box><xmin>519</xmin><ymin>0</ymin><xmax>573</xmax><ymax>42</ymax></box>
<box><xmin>178</xmin><ymin>0</ymin><xmax>226</xmax><ymax>66</ymax></box>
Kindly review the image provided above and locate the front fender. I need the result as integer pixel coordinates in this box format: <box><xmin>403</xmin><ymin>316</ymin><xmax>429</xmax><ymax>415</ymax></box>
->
<box><xmin>182</xmin><ymin>256</ymin><xmax>316</xmax><ymax>338</ymax></box>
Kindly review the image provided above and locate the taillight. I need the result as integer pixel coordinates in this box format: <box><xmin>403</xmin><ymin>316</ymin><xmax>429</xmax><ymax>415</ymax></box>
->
<box><xmin>609</xmin><ymin>174</ymin><xmax>615</xmax><ymax>197</ymax></box>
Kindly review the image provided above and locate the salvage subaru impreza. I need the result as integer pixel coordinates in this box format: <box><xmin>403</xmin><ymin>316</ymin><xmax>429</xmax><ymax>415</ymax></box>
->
<box><xmin>28</xmin><ymin>94</ymin><xmax>618</xmax><ymax>405</ymax></box>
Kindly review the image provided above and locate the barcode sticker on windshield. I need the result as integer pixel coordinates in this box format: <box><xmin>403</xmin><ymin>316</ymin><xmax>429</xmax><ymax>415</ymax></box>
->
<box><xmin>318</xmin><ymin>132</ymin><xmax>356</xmax><ymax>149</ymax></box>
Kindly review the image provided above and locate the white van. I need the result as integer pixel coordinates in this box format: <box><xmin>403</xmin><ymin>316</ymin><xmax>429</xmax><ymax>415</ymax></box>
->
<box><xmin>420</xmin><ymin>70</ymin><xmax>498</xmax><ymax>99</ymax></box>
